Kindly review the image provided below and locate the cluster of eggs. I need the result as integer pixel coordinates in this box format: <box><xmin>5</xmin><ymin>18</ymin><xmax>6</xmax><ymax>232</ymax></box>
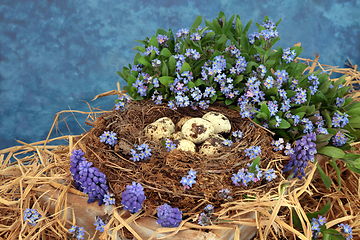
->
<box><xmin>144</xmin><ymin>112</ymin><xmax>232</xmax><ymax>156</ymax></box>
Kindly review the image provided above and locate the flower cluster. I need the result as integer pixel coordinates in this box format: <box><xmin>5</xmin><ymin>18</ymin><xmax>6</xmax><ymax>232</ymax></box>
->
<box><xmin>99</xmin><ymin>131</ymin><xmax>117</xmax><ymax>147</ymax></box>
<box><xmin>283</xmin><ymin>132</ymin><xmax>317</xmax><ymax>179</ymax></box>
<box><xmin>69</xmin><ymin>225</ymin><xmax>85</xmax><ymax>239</ymax></box>
<box><xmin>219</xmin><ymin>188</ymin><xmax>232</xmax><ymax>201</ymax></box>
<box><xmin>156</xmin><ymin>203</ymin><xmax>182</xmax><ymax>228</ymax></box>
<box><xmin>121</xmin><ymin>182</ymin><xmax>146</xmax><ymax>214</ymax></box>
<box><xmin>232</xmin><ymin>163</ymin><xmax>276</xmax><ymax>186</ymax></box>
<box><xmin>165</xmin><ymin>138</ymin><xmax>177</xmax><ymax>151</ymax></box>
<box><xmin>115</xmin><ymin>94</ymin><xmax>131</xmax><ymax>111</ymax></box>
<box><xmin>232</xmin><ymin>130</ymin><xmax>243</xmax><ymax>141</ymax></box>
<box><xmin>198</xmin><ymin>204</ymin><xmax>214</xmax><ymax>226</ymax></box>
<box><xmin>307</xmin><ymin>74</ymin><xmax>320</xmax><ymax>95</ymax></box>
<box><xmin>282</xmin><ymin>47</ymin><xmax>296</xmax><ymax>63</ymax></box>
<box><xmin>23</xmin><ymin>208</ymin><xmax>41</xmax><ymax>226</ymax></box>
<box><xmin>222</xmin><ymin>139</ymin><xmax>233</xmax><ymax>147</ymax></box>
<box><xmin>70</xmin><ymin>149</ymin><xmax>109</xmax><ymax>205</ymax></box>
<box><xmin>103</xmin><ymin>192</ymin><xmax>116</xmax><ymax>205</ymax></box>
<box><xmin>339</xmin><ymin>223</ymin><xmax>353</xmax><ymax>240</ymax></box>
<box><xmin>332</xmin><ymin>131</ymin><xmax>348</xmax><ymax>147</ymax></box>
<box><xmin>130</xmin><ymin>143</ymin><xmax>152</xmax><ymax>162</ymax></box>
<box><xmin>244</xmin><ymin>146</ymin><xmax>261</xmax><ymax>160</ymax></box>
<box><xmin>311</xmin><ymin>215</ymin><xmax>326</xmax><ymax>239</ymax></box>
<box><xmin>332</xmin><ymin>112</ymin><xmax>349</xmax><ymax>128</ymax></box>
<box><xmin>180</xmin><ymin>169</ymin><xmax>196</xmax><ymax>189</ymax></box>
<box><xmin>120</xmin><ymin>13</ymin><xmax>357</xmax><ymax>169</ymax></box>
<box><xmin>271</xmin><ymin>138</ymin><xmax>294</xmax><ymax>156</ymax></box>
<box><xmin>94</xmin><ymin>216</ymin><xmax>106</xmax><ymax>233</ymax></box>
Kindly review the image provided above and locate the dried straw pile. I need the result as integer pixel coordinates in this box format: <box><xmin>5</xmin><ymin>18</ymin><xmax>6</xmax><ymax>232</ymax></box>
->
<box><xmin>0</xmin><ymin>56</ymin><xmax>359</xmax><ymax>239</ymax></box>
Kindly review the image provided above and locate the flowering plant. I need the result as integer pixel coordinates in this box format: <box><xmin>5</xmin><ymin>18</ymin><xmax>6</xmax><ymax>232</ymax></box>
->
<box><xmin>117</xmin><ymin>12</ymin><xmax>360</xmax><ymax>175</ymax></box>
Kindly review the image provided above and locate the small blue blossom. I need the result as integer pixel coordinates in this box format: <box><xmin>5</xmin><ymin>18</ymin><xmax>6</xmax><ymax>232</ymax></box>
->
<box><xmin>222</xmin><ymin>139</ymin><xmax>233</xmax><ymax>147</ymax></box>
<box><xmin>130</xmin><ymin>143</ymin><xmax>152</xmax><ymax>162</ymax></box>
<box><xmin>94</xmin><ymin>216</ymin><xmax>106</xmax><ymax>233</ymax></box>
<box><xmin>68</xmin><ymin>225</ymin><xmax>85</xmax><ymax>240</ymax></box>
<box><xmin>332</xmin><ymin>131</ymin><xmax>348</xmax><ymax>147</ymax></box>
<box><xmin>244</xmin><ymin>146</ymin><xmax>261</xmax><ymax>160</ymax></box>
<box><xmin>99</xmin><ymin>131</ymin><xmax>118</xmax><ymax>147</ymax></box>
<box><xmin>180</xmin><ymin>169</ymin><xmax>197</xmax><ymax>189</ymax></box>
<box><xmin>103</xmin><ymin>192</ymin><xmax>116</xmax><ymax>205</ymax></box>
<box><xmin>339</xmin><ymin>223</ymin><xmax>353</xmax><ymax>240</ymax></box>
<box><xmin>23</xmin><ymin>208</ymin><xmax>42</xmax><ymax>226</ymax></box>
<box><xmin>219</xmin><ymin>188</ymin><xmax>232</xmax><ymax>201</ymax></box>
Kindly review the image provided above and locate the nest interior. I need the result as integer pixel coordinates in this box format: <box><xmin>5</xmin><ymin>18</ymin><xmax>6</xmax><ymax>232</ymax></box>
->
<box><xmin>80</xmin><ymin>99</ymin><xmax>283</xmax><ymax>215</ymax></box>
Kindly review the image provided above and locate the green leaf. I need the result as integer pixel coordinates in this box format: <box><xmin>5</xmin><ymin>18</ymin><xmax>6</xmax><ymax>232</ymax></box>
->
<box><xmin>180</xmin><ymin>62</ymin><xmax>192</xmax><ymax>73</ymax></box>
<box><xmin>156</xmin><ymin>28</ymin><xmax>168</xmax><ymax>36</ymax></box>
<box><xmin>190</xmin><ymin>15</ymin><xmax>202</xmax><ymax>30</ymax></box>
<box><xmin>345</xmin><ymin>107</ymin><xmax>360</xmax><ymax>117</ymax></box>
<box><xmin>306</xmin><ymin>200</ymin><xmax>331</xmax><ymax>219</ymax></box>
<box><xmin>161</xmin><ymin>62</ymin><xmax>169</xmax><ymax>76</ymax></box>
<box><xmin>318</xmin><ymin>80</ymin><xmax>332</xmax><ymax>94</ymax></box>
<box><xmin>322</xmin><ymin>229</ymin><xmax>345</xmax><ymax>240</ymax></box>
<box><xmin>132</xmin><ymin>46</ymin><xmax>145</xmax><ymax>52</ymax></box>
<box><xmin>316</xmin><ymin>134</ymin><xmax>333</xmax><ymax>142</ymax></box>
<box><xmin>291</xmin><ymin>209</ymin><xmax>303</xmax><ymax>230</ymax></box>
<box><xmin>260</xmin><ymin>103</ymin><xmax>270</xmax><ymax>119</ymax></box>
<box><xmin>243</xmin><ymin>19</ymin><xmax>253</xmax><ymax>33</ymax></box>
<box><xmin>264</xmin><ymin>60</ymin><xmax>275</xmax><ymax>67</ymax></box>
<box><xmin>240</xmin><ymin>34</ymin><xmax>249</xmax><ymax>51</ymax></box>
<box><xmin>158</xmin><ymin>76</ymin><xmax>175</xmax><ymax>86</ymax></box>
<box><xmin>195</xmin><ymin>78</ymin><xmax>207</xmax><ymax>86</ymax></box>
<box><xmin>329</xmin><ymin>157</ymin><xmax>341</xmax><ymax>190</ymax></box>
<box><xmin>168</xmin><ymin>56</ymin><xmax>176</xmax><ymax>74</ymax></box>
<box><xmin>212</xmin><ymin>19</ymin><xmax>222</xmax><ymax>34</ymax></box>
<box><xmin>217</xmin><ymin>34</ymin><xmax>228</xmax><ymax>45</ymax></box>
<box><xmin>321</xmin><ymin>109</ymin><xmax>332</xmax><ymax>128</ymax></box>
<box><xmin>137</xmin><ymin>56</ymin><xmax>151</xmax><ymax>67</ymax></box>
<box><xmin>344</xmin><ymin>101</ymin><xmax>360</xmax><ymax>111</ymax></box>
<box><xmin>148</xmin><ymin>35</ymin><xmax>159</xmax><ymax>47</ymax></box>
<box><xmin>349</xmin><ymin>116</ymin><xmax>360</xmax><ymax>128</ymax></box>
<box><xmin>202</xmin><ymin>31</ymin><xmax>215</xmax><ymax>42</ymax></box>
<box><xmin>306</xmin><ymin>105</ymin><xmax>315</xmax><ymax>115</ymax></box>
<box><xmin>316</xmin><ymin>163</ymin><xmax>332</xmax><ymax>189</ymax></box>
<box><xmin>233</xmin><ymin>75</ymin><xmax>243</xmax><ymax>85</ymax></box>
<box><xmin>256</xmin><ymin>112</ymin><xmax>268</xmax><ymax>120</ymax></box>
<box><xmin>187</xmin><ymin>81</ymin><xmax>195</xmax><ymax>89</ymax></box>
<box><xmin>160</xmin><ymin>48</ymin><xmax>172</xmax><ymax>58</ymax></box>
<box><xmin>225</xmin><ymin>99</ymin><xmax>235</xmax><ymax>105</ymax></box>
<box><xmin>224</xmin><ymin>14</ymin><xmax>235</xmax><ymax>35</ymax></box>
<box><xmin>210</xmin><ymin>94</ymin><xmax>218</xmax><ymax>103</ymax></box>
<box><xmin>250</xmin><ymin>156</ymin><xmax>261</xmax><ymax>172</ymax></box>
<box><xmin>317</xmin><ymin>146</ymin><xmax>345</xmax><ymax>159</ymax></box>
<box><xmin>116</xmin><ymin>71</ymin><xmax>124</xmax><ymax>79</ymax></box>
<box><xmin>245</xmin><ymin>61</ymin><xmax>258</xmax><ymax>73</ymax></box>
<box><xmin>235</xmin><ymin>17</ymin><xmax>243</xmax><ymax>36</ymax></box>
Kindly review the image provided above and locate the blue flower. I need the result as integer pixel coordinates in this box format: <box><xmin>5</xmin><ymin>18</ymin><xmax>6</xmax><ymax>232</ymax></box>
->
<box><xmin>156</xmin><ymin>203</ymin><xmax>182</xmax><ymax>228</ymax></box>
<box><xmin>23</xmin><ymin>208</ymin><xmax>41</xmax><ymax>226</ymax></box>
<box><xmin>94</xmin><ymin>216</ymin><xmax>106</xmax><ymax>233</ymax></box>
<box><xmin>222</xmin><ymin>139</ymin><xmax>233</xmax><ymax>147</ymax></box>
<box><xmin>68</xmin><ymin>225</ymin><xmax>85</xmax><ymax>239</ymax></box>
<box><xmin>103</xmin><ymin>192</ymin><xmax>116</xmax><ymax>205</ymax></box>
<box><xmin>99</xmin><ymin>131</ymin><xmax>117</xmax><ymax>147</ymax></box>
<box><xmin>339</xmin><ymin>223</ymin><xmax>353</xmax><ymax>240</ymax></box>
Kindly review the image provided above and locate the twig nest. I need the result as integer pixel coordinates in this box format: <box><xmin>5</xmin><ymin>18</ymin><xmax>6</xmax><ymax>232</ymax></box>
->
<box><xmin>198</xmin><ymin>134</ymin><xmax>226</xmax><ymax>156</ymax></box>
<box><xmin>181</xmin><ymin>118</ymin><xmax>214</xmax><ymax>144</ymax></box>
<box><xmin>171</xmin><ymin>131</ymin><xmax>184</xmax><ymax>141</ymax></box>
<box><xmin>144</xmin><ymin>117</ymin><xmax>175</xmax><ymax>143</ymax></box>
<box><xmin>172</xmin><ymin>139</ymin><xmax>197</xmax><ymax>153</ymax></box>
<box><xmin>202</xmin><ymin>112</ymin><xmax>231</xmax><ymax>134</ymax></box>
<box><xmin>176</xmin><ymin>116</ymin><xmax>193</xmax><ymax>131</ymax></box>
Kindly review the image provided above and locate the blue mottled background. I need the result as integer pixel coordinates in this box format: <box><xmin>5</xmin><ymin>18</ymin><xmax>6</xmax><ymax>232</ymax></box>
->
<box><xmin>0</xmin><ymin>0</ymin><xmax>359</xmax><ymax>150</ymax></box>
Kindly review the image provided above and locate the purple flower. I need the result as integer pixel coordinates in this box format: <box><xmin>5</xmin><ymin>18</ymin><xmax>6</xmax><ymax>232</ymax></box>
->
<box><xmin>283</xmin><ymin>133</ymin><xmax>317</xmax><ymax>179</ymax></box>
<box><xmin>198</xmin><ymin>212</ymin><xmax>211</xmax><ymax>226</ymax></box>
<box><xmin>156</xmin><ymin>203</ymin><xmax>182</xmax><ymax>228</ymax></box>
<box><xmin>121</xmin><ymin>182</ymin><xmax>146</xmax><ymax>214</ymax></box>
<box><xmin>70</xmin><ymin>149</ymin><xmax>109</xmax><ymax>206</ymax></box>
<box><xmin>219</xmin><ymin>188</ymin><xmax>232</xmax><ymax>201</ymax></box>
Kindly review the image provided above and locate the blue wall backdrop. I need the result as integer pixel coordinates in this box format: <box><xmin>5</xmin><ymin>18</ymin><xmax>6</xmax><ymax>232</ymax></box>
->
<box><xmin>0</xmin><ymin>0</ymin><xmax>359</xmax><ymax>150</ymax></box>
